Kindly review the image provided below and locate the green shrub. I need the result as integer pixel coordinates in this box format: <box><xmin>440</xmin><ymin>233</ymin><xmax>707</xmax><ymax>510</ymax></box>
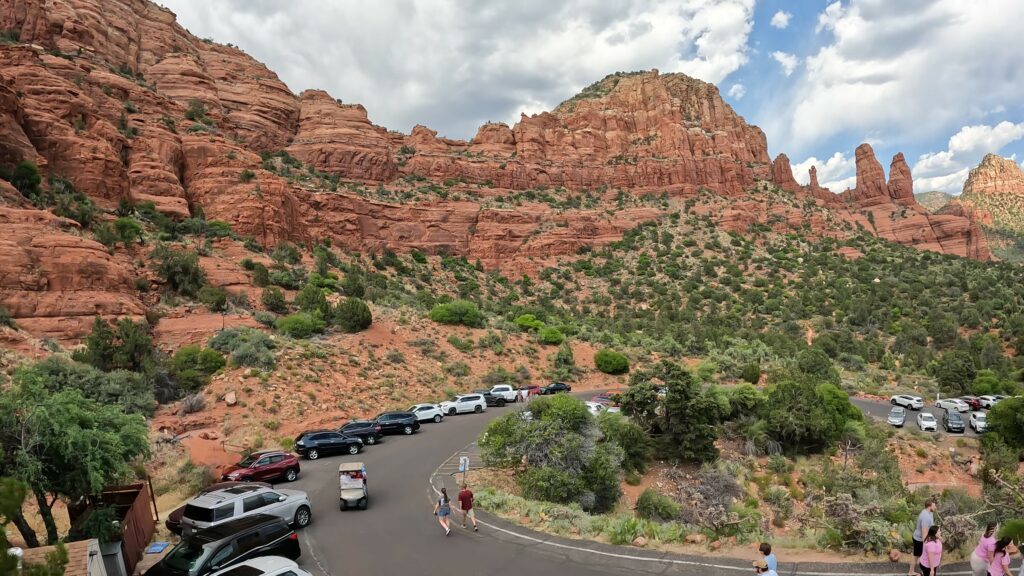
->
<box><xmin>197</xmin><ymin>284</ymin><xmax>228</xmax><ymax>312</ymax></box>
<box><xmin>168</xmin><ymin>345</ymin><xmax>225</xmax><ymax>393</ymax></box>
<box><xmin>429</xmin><ymin>300</ymin><xmax>484</xmax><ymax>327</ymax></box>
<box><xmin>518</xmin><ymin>467</ymin><xmax>582</xmax><ymax>505</ymax></box>
<box><xmin>597</xmin><ymin>412</ymin><xmax>651</xmax><ymax>474</ymax></box>
<box><xmin>607</xmin><ymin>516</ymin><xmax>641</xmax><ymax>545</ymax></box>
<box><xmin>261</xmin><ymin>286</ymin><xmax>288</xmax><ymax>313</ymax></box>
<box><xmin>239</xmin><ymin>169</ymin><xmax>256</xmax><ymax>182</ymax></box>
<box><xmin>151</xmin><ymin>244</ymin><xmax>206</xmax><ymax>297</ymax></box>
<box><xmin>253</xmin><ymin>311</ymin><xmax>276</xmax><ymax>327</ymax></box>
<box><xmin>636</xmin><ymin>488</ymin><xmax>681</xmax><ymax>522</ymax></box>
<box><xmin>208</xmin><ymin>327</ymin><xmax>276</xmax><ymax>370</ymax></box>
<box><xmin>538</xmin><ymin>327</ymin><xmax>565</xmax><ymax>345</ymax></box>
<box><xmin>205</xmin><ymin>220</ymin><xmax>232</xmax><ymax>238</ymax></box>
<box><xmin>252</xmin><ymin>263</ymin><xmax>270</xmax><ymax>287</ymax></box>
<box><xmin>294</xmin><ymin>283</ymin><xmax>329</xmax><ymax>315</ymax></box>
<box><xmin>113</xmin><ymin>217</ymin><xmax>144</xmax><ymax>246</ymax></box>
<box><xmin>740</xmin><ymin>362</ymin><xmax>761</xmax><ymax>384</ymax></box>
<box><xmin>275</xmin><ymin>313</ymin><xmax>326</xmax><ymax>338</ymax></box>
<box><xmin>7</xmin><ymin>160</ymin><xmax>41</xmax><ymax>198</ymax></box>
<box><xmin>514</xmin><ymin>314</ymin><xmax>545</xmax><ymax>331</ymax></box>
<box><xmin>331</xmin><ymin>298</ymin><xmax>372</xmax><ymax>333</ymax></box>
<box><xmin>0</xmin><ymin>305</ymin><xmax>15</xmax><ymax>329</ymax></box>
<box><xmin>447</xmin><ymin>334</ymin><xmax>474</xmax><ymax>352</ymax></box>
<box><xmin>594</xmin><ymin>349</ymin><xmax>629</xmax><ymax>374</ymax></box>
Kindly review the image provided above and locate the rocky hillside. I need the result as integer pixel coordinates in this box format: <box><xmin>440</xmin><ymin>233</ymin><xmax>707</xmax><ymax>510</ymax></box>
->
<box><xmin>943</xmin><ymin>154</ymin><xmax>1024</xmax><ymax>233</ymax></box>
<box><xmin>915</xmin><ymin>191</ymin><xmax>954</xmax><ymax>212</ymax></box>
<box><xmin>0</xmin><ymin>0</ymin><xmax>993</xmax><ymax>342</ymax></box>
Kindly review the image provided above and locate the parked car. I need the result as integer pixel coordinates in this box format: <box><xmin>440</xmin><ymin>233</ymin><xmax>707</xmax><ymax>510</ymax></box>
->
<box><xmin>338</xmin><ymin>420</ymin><xmax>383</xmax><ymax>445</ymax></box>
<box><xmin>293</xmin><ymin>430</ymin><xmax>362</xmax><ymax>460</ymax></box>
<box><xmin>409</xmin><ymin>403</ymin><xmax>444</xmax><ymax>423</ymax></box>
<box><xmin>584</xmin><ymin>401</ymin><xmax>607</xmax><ymax>416</ymax></box>
<box><xmin>440</xmin><ymin>394</ymin><xmax>487</xmax><ymax>415</ymax></box>
<box><xmin>474</xmin><ymin>389</ymin><xmax>508</xmax><ymax>407</ymax></box>
<box><xmin>887</xmin><ymin>406</ymin><xmax>907</xmax><ymax>427</ymax></box>
<box><xmin>978</xmin><ymin>395</ymin><xmax>1007</xmax><ymax>408</ymax></box>
<box><xmin>166</xmin><ymin>482</ymin><xmax>270</xmax><ymax>535</ymax></box>
<box><xmin>969</xmin><ymin>412</ymin><xmax>987</xmax><ymax>433</ymax></box>
<box><xmin>959</xmin><ymin>396</ymin><xmax>983</xmax><ymax>410</ymax></box>
<box><xmin>374</xmin><ymin>411</ymin><xmax>420</xmax><ymax>435</ymax></box>
<box><xmin>145</xmin><ymin>515</ymin><xmax>299</xmax><ymax>576</ymax></box>
<box><xmin>890</xmin><ymin>394</ymin><xmax>924</xmax><ymax>410</ymax></box>
<box><xmin>541</xmin><ymin>382</ymin><xmax>572</xmax><ymax>395</ymax></box>
<box><xmin>221</xmin><ymin>451</ymin><xmax>300</xmax><ymax>483</ymax></box>
<box><xmin>208</xmin><ymin>556</ymin><xmax>311</xmax><ymax>576</ymax></box>
<box><xmin>180</xmin><ymin>485</ymin><xmax>312</xmax><ymax>536</ymax></box>
<box><xmin>517</xmin><ymin>385</ymin><xmax>542</xmax><ymax>398</ymax></box>
<box><xmin>936</xmin><ymin>398</ymin><xmax>970</xmax><ymax>413</ymax></box>
<box><xmin>917</xmin><ymin>412</ymin><xmax>937</xmax><ymax>432</ymax></box>
<box><xmin>942</xmin><ymin>410</ymin><xmax>966</xmax><ymax>433</ymax></box>
<box><xmin>488</xmin><ymin>384</ymin><xmax>521</xmax><ymax>402</ymax></box>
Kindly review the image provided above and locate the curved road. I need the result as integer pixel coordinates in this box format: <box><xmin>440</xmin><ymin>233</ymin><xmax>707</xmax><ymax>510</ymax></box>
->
<box><xmin>285</xmin><ymin>398</ymin><xmax>979</xmax><ymax>576</ymax></box>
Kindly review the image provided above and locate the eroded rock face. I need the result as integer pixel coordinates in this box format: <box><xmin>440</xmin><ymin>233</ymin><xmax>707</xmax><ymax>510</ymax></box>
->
<box><xmin>945</xmin><ymin>154</ymin><xmax>1024</xmax><ymax>233</ymax></box>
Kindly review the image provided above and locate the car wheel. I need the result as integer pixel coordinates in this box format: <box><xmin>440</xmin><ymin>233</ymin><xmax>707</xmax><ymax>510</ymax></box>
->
<box><xmin>474</xmin><ymin>405</ymin><xmax>482</xmax><ymax>413</ymax></box>
<box><xmin>307</xmin><ymin>449</ymin><xmax>319</xmax><ymax>460</ymax></box>
<box><xmin>433</xmin><ymin>414</ymin><xmax>442</xmax><ymax>423</ymax></box>
<box><xmin>448</xmin><ymin>408</ymin><xmax>457</xmax><ymax>416</ymax></box>
<box><xmin>497</xmin><ymin>399</ymin><xmax>506</xmax><ymax>407</ymax></box>
<box><xmin>403</xmin><ymin>425</ymin><xmax>413</xmax><ymax>435</ymax></box>
<box><xmin>366</xmin><ymin>436</ymin><xmax>376</xmax><ymax>445</ymax></box>
<box><xmin>348</xmin><ymin>444</ymin><xmax>360</xmax><ymax>455</ymax></box>
<box><xmin>890</xmin><ymin>399</ymin><xmax>897</xmax><ymax>405</ymax></box>
<box><xmin>294</xmin><ymin>505</ymin><xmax>312</xmax><ymax>528</ymax></box>
<box><xmin>284</xmin><ymin>468</ymin><xmax>298</xmax><ymax>482</ymax></box>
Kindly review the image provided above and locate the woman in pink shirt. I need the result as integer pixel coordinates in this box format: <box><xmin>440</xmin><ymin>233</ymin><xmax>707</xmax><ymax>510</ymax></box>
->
<box><xmin>971</xmin><ymin>523</ymin><xmax>998</xmax><ymax>576</ymax></box>
<box><xmin>988</xmin><ymin>537</ymin><xmax>1013</xmax><ymax>576</ymax></box>
<box><xmin>919</xmin><ymin>525</ymin><xmax>942</xmax><ymax>576</ymax></box>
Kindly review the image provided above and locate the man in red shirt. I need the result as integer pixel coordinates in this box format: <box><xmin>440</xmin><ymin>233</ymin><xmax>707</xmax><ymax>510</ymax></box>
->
<box><xmin>457</xmin><ymin>484</ymin><xmax>477</xmax><ymax>531</ymax></box>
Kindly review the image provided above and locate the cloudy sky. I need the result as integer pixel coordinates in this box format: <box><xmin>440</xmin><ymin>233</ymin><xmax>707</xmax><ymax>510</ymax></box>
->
<box><xmin>159</xmin><ymin>0</ymin><xmax>1024</xmax><ymax>194</ymax></box>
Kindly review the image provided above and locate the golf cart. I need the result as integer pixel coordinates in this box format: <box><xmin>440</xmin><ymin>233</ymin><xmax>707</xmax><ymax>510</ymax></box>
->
<box><xmin>339</xmin><ymin>462</ymin><xmax>368</xmax><ymax>510</ymax></box>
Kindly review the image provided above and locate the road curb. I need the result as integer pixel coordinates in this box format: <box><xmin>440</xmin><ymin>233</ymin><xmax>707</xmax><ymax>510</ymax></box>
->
<box><xmin>428</xmin><ymin>443</ymin><xmax>979</xmax><ymax>576</ymax></box>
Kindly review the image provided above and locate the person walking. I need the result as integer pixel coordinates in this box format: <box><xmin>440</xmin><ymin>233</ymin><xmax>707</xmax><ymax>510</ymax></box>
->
<box><xmin>758</xmin><ymin>542</ymin><xmax>777</xmax><ymax>572</ymax></box>
<box><xmin>988</xmin><ymin>538</ymin><xmax>1013</xmax><ymax>576</ymax></box>
<box><xmin>433</xmin><ymin>487</ymin><xmax>453</xmax><ymax>536</ymax></box>
<box><xmin>911</xmin><ymin>500</ymin><xmax>936</xmax><ymax>575</ymax></box>
<box><xmin>457</xmin><ymin>483</ymin><xmax>478</xmax><ymax>531</ymax></box>
<box><xmin>971</xmin><ymin>522</ymin><xmax>998</xmax><ymax>576</ymax></box>
<box><xmin>919</xmin><ymin>525</ymin><xmax>943</xmax><ymax>576</ymax></box>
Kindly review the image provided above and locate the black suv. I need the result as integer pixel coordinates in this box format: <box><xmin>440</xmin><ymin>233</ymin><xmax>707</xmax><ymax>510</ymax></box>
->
<box><xmin>338</xmin><ymin>420</ymin><xmax>384</xmax><ymax>445</ymax></box>
<box><xmin>942</xmin><ymin>410</ymin><xmax>966</xmax><ymax>433</ymax></box>
<box><xmin>294</xmin><ymin>430</ymin><xmax>363</xmax><ymax>460</ymax></box>
<box><xmin>374</xmin><ymin>411</ymin><xmax>420</xmax><ymax>435</ymax></box>
<box><xmin>474</xmin><ymin>389</ymin><xmax>508</xmax><ymax>408</ymax></box>
<box><xmin>542</xmin><ymin>382</ymin><xmax>572</xmax><ymax>395</ymax></box>
<box><xmin>145</xmin><ymin>514</ymin><xmax>299</xmax><ymax>576</ymax></box>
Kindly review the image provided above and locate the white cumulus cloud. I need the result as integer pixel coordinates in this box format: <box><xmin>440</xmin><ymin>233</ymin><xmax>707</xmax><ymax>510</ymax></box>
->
<box><xmin>912</xmin><ymin>121</ymin><xmax>1024</xmax><ymax>192</ymax></box>
<box><xmin>793</xmin><ymin>152</ymin><xmax>854</xmax><ymax>186</ymax></box>
<box><xmin>727</xmin><ymin>83</ymin><xmax>746</xmax><ymax>100</ymax></box>
<box><xmin>771</xmin><ymin>51</ymin><xmax>798</xmax><ymax>76</ymax></box>
<box><xmin>763</xmin><ymin>0</ymin><xmax>1024</xmax><ymax>159</ymax></box>
<box><xmin>770</xmin><ymin>10</ymin><xmax>792</xmax><ymax>29</ymax></box>
<box><xmin>159</xmin><ymin>0</ymin><xmax>757</xmax><ymax>138</ymax></box>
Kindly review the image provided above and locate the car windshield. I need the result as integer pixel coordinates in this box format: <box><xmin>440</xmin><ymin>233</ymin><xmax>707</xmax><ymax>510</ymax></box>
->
<box><xmin>163</xmin><ymin>540</ymin><xmax>209</xmax><ymax>573</ymax></box>
<box><xmin>889</xmin><ymin>408</ymin><xmax>904</xmax><ymax>415</ymax></box>
<box><xmin>921</xmin><ymin>414</ymin><xmax>935</xmax><ymax>421</ymax></box>
<box><xmin>950</xmin><ymin>414</ymin><xmax>962</xmax><ymax>422</ymax></box>
<box><xmin>236</xmin><ymin>455</ymin><xmax>256</xmax><ymax>467</ymax></box>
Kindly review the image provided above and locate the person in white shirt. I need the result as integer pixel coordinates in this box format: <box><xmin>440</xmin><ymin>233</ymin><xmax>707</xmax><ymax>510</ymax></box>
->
<box><xmin>752</xmin><ymin>559</ymin><xmax>778</xmax><ymax>576</ymax></box>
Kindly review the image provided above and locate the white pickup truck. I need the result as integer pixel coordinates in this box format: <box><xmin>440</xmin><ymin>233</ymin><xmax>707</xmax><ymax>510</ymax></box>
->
<box><xmin>488</xmin><ymin>384</ymin><xmax>521</xmax><ymax>403</ymax></box>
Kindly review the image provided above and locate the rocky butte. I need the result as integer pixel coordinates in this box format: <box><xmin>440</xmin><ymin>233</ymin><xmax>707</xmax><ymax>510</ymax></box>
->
<box><xmin>0</xmin><ymin>0</ymin><xmax>992</xmax><ymax>340</ymax></box>
<box><xmin>941</xmin><ymin>153</ymin><xmax>1024</xmax><ymax>234</ymax></box>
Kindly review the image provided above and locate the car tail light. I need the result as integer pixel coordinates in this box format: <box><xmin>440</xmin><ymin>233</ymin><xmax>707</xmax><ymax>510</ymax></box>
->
<box><xmin>288</xmin><ymin>532</ymin><xmax>298</xmax><ymax>541</ymax></box>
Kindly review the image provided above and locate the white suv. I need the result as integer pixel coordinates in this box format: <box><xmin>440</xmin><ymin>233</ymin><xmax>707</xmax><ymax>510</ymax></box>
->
<box><xmin>181</xmin><ymin>484</ymin><xmax>312</xmax><ymax>537</ymax></box>
<box><xmin>970</xmin><ymin>412</ymin><xmax>987</xmax><ymax>433</ymax></box>
<box><xmin>409</xmin><ymin>403</ymin><xmax>444</xmax><ymax>423</ymax></box>
<box><xmin>890</xmin><ymin>395</ymin><xmax>924</xmax><ymax>410</ymax></box>
<box><xmin>917</xmin><ymin>412</ymin><xmax>937</xmax><ymax>432</ymax></box>
<box><xmin>440</xmin><ymin>394</ymin><xmax>486</xmax><ymax>415</ymax></box>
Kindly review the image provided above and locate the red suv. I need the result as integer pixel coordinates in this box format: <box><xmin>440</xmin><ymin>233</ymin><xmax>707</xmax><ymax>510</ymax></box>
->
<box><xmin>221</xmin><ymin>450</ymin><xmax>300</xmax><ymax>483</ymax></box>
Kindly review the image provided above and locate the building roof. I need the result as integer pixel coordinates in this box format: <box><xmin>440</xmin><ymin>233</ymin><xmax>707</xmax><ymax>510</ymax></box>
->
<box><xmin>20</xmin><ymin>539</ymin><xmax>97</xmax><ymax>576</ymax></box>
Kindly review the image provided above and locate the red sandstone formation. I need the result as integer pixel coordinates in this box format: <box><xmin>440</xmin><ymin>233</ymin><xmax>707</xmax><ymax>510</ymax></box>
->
<box><xmin>942</xmin><ymin>154</ymin><xmax>1024</xmax><ymax>233</ymax></box>
<box><xmin>770</xmin><ymin>153</ymin><xmax>801</xmax><ymax>195</ymax></box>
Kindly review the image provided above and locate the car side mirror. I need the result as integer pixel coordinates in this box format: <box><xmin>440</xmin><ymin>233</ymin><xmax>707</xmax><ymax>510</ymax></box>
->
<box><xmin>210</xmin><ymin>566</ymin><xmax>220</xmax><ymax>572</ymax></box>
<box><xmin>279</xmin><ymin>495</ymin><xmax>287</xmax><ymax>502</ymax></box>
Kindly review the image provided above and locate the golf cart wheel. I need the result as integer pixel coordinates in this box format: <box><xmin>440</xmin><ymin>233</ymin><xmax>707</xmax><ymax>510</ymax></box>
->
<box><xmin>339</xmin><ymin>500</ymin><xmax>347</xmax><ymax>511</ymax></box>
<box><xmin>433</xmin><ymin>414</ymin><xmax>442</xmax><ymax>423</ymax></box>
<box><xmin>358</xmin><ymin>497</ymin><xmax>368</xmax><ymax>510</ymax></box>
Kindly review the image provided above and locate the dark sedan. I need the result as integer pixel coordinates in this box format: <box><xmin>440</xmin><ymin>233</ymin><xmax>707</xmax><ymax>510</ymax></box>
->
<box><xmin>541</xmin><ymin>382</ymin><xmax>572</xmax><ymax>395</ymax></box>
<box><xmin>338</xmin><ymin>420</ymin><xmax>384</xmax><ymax>445</ymax></box>
<box><xmin>294</xmin><ymin>430</ymin><xmax>363</xmax><ymax>460</ymax></box>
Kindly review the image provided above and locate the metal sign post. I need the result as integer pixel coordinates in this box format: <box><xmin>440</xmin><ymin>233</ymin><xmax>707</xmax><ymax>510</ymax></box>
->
<box><xmin>458</xmin><ymin>456</ymin><xmax>470</xmax><ymax>484</ymax></box>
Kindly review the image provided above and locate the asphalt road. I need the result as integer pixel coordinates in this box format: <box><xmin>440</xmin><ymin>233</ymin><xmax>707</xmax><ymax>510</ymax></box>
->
<box><xmin>851</xmin><ymin>397</ymin><xmax>985</xmax><ymax>437</ymax></box>
<box><xmin>282</xmin><ymin>395</ymin><xmax>979</xmax><ymax>576</ymax></box>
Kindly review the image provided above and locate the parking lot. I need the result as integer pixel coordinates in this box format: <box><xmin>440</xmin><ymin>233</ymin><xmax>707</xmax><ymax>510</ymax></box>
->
<box><xmin>851</xmin><ymin>397</ymin><xmax>985</xmax><ymax>437</ymax></box>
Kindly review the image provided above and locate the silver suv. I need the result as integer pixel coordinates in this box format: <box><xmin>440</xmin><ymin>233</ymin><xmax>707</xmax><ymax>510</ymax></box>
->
<box><xmin>181</xmin><ymin>484</ymin><xmax>312</xmax><ymax>537</ymax></box>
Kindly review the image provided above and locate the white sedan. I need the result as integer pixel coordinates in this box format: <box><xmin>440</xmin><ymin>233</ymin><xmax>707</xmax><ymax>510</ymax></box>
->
<box><xmin>209</xmin><ymin>557</ymin><xmax>311</xmax><ymax>576</ymax></box>
<box><xmin>584</xmin><ymin>401</ymin><xmax>607</xmax><ymax>416</ymax></box>
<box><xmin>917</xmin><ymin>412</ymin><xmax>938</xmax><ymax>432</ymax></box>
<box><xmin>890</xmin><ymin>394</ymin><xmax>924</xmax><ymax>410</ymax></box>
<box><xmin>409</xmin><ymin>403</ymin><xmax>444</xmax><ymax>423</ymax></box>
<box><xmin>935</xmin><ymin>398</ymin><xmax>970</xmax><ymax>413</ymax></box>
